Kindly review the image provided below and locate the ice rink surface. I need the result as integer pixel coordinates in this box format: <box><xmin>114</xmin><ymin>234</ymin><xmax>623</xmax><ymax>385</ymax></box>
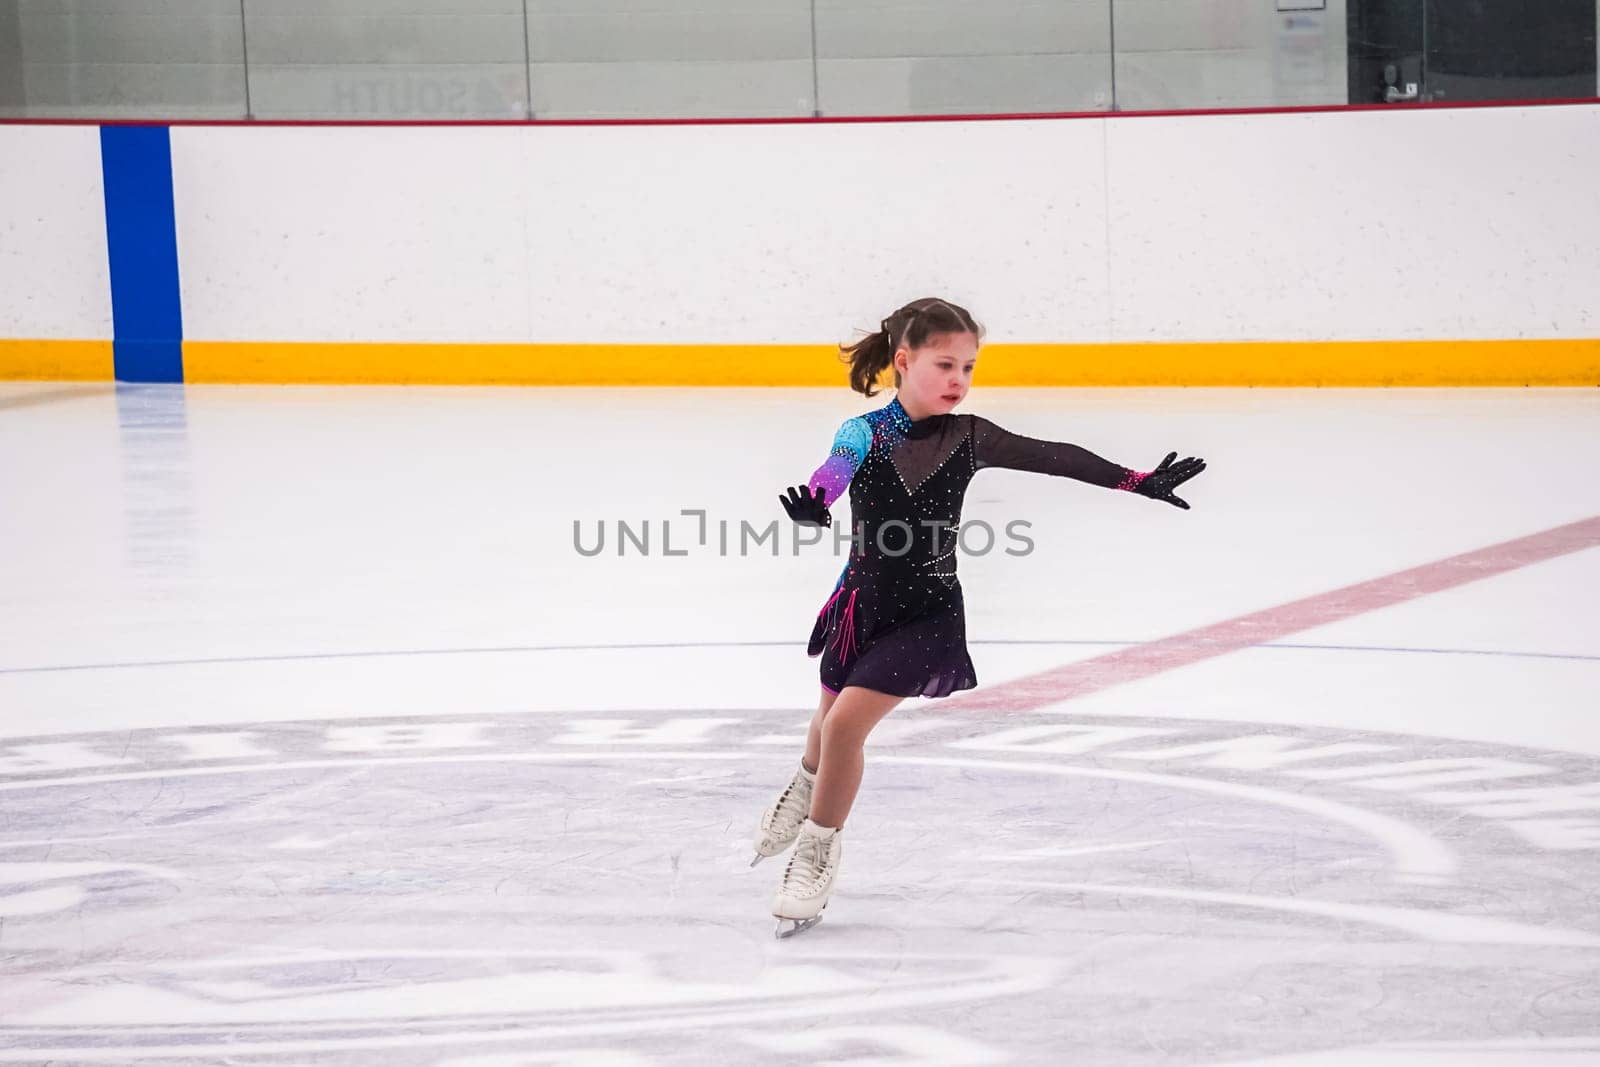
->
<box><xmin>1</xmin><ymin>382</ymin><xmax>1598</xmax><ymax>1065</ymax></box>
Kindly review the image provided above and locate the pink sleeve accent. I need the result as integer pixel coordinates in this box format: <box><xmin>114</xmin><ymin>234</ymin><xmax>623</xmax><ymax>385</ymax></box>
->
<box><xmin>1116</xmin><ymin>469</ymin><xmax>1149</xmax><ymax>492</ymax></box>
<box><xmin>807</xmin><ymin>453</ymin><xmax>856</xmax><ymax>506</ymax></box>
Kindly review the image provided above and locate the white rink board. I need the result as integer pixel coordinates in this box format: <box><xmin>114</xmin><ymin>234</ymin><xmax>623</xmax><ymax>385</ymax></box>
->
<box><xmin>155</xmin><ymin>105</ymin><xmax>1600</xmax><ymax>346</ymax></box>
<box><xmin>169</xmin><ymin>119</ymin><xmax>1106</xmax><ymax>345</ymax></box>
<box><xmin>1105</xmin><ymin>106</ymin><xmax>1600</xmax><ymax>342</ymax></box>
<box><xmin>0</xmin><ymin>125</ymin><xmax>113</xmax><ymax>340</ymax></box>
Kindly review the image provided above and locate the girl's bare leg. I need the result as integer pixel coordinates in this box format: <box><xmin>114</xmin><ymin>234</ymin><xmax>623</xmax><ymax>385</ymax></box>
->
<box><xmin>802</xmin><ymin>685</ymin><xmax>839</xmax><ymax>774</ymax></box>
<box><xmin>808</xmin><ymin>685</ymin><xmax>905</xmax><ymax>829</ymax></box>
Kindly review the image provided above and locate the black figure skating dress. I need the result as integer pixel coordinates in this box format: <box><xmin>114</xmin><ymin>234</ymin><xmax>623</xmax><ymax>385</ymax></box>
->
<box><xmin>803</xmin><ymin>395</ymin><xmax>1151</xmax><ymax>698</ymax></box>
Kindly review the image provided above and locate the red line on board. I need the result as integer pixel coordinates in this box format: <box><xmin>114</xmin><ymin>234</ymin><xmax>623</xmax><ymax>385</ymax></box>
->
<box><xmin>943</xmin><ymin>514</ymin><xmax>1600</xmax><ymax>713</ymax></box>
<box><xmin>1</xmin><ymin>97</ymin><xmax>1595</xmax><ymax>129</ymax></box>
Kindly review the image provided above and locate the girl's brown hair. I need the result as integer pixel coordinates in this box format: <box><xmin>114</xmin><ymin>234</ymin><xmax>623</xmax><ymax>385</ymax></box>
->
<box><xmin>840</xmin><ymin>297</ymin><xmax>984</xmax><ymax>397</ymax></box>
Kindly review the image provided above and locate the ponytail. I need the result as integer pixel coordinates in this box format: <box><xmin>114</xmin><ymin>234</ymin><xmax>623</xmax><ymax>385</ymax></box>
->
<box><xmin>838</xmin><ymin>297</ymin><xmax>983</xmax><ymax>397</ymax></box>
<box><xmin>839</xmin><ymin>320</ymin><xmax>896</xmax><ymax>397</ymax></box>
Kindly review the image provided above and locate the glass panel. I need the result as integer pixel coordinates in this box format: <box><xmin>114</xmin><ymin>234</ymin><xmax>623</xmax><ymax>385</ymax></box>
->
<box><xmin>815</xmin><ymin>0</ymin><xmax>1114</xmax><ymax>116</ymax></box>
<box><xmin>0</xmin><ymin>0</ymin><xmax>1593</xmax><ymax>122</ymax></box>
<box><xmin>1347</xmin><ymin>0</ymin><xmax>1422</xmax><ymax>103</ymax></box>
<box><xmin>525</xmin><ymin>0</ymin><xmax>813</xmax><ymax>119</ymax></box>
<box><xmin>1424</xmin><ymin>0</ymin><xmax>1596</xmax><ymax>103</ymax></box>
<box><xmin>0</xmin><ymin>0</ymin><xmax>246</xmax><ymax>119</ymax></box>
<box><xmin>1112</xmin><ymin>0</ymin><xmax>1347</xmax><ymax>112</ymax></box>
<box><xmin>1349</xmin><ymin>0</ymin><xmax>1596</xmax><ymax>107</ymax></box>
<box><xmin>243</xmin><ymin>0</ymin><xmax>528</xmax><ymax>119</ymax></box>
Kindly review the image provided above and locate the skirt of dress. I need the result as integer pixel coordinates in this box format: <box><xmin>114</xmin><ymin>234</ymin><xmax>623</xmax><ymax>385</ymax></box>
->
<box><xmin>807</xmin><ymin>574</ymin><xmax>978</xmax><ymax>699</ymax></box>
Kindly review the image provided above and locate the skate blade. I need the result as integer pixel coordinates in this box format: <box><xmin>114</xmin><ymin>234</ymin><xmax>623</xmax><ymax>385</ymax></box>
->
<box><xmin>774</xmin><ymin>915</ymin><xmax>822</xmax><ymax>940</ymax></box>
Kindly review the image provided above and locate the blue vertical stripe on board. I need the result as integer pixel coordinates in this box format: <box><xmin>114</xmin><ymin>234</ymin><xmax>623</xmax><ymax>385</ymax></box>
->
<box><xmin>99</xmin><ymin>126</ymin><xmax>184</xmax><ymax>383</ymax></box>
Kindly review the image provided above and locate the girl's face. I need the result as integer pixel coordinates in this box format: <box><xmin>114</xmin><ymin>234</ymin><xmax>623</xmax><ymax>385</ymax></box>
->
<box><xmin>894</xmin><ymin>330</ymin><xmax>979</xmax><ymax>415</ymax></box>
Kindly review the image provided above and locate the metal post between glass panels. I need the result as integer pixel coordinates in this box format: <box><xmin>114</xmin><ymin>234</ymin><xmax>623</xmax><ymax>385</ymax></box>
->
<box><xmin>238</xmin><ymin>0</ymin><xmax>253</xmax><ymax>119</ymax></box>
<box><xmin>521</xmin><ymin>0</ymin><xmax>534</xmax><ymax>119</ymax></box>
<box><xmin>1109</xmin><ymin>0</ymin><xmax>1119</xmax><ymax>112</ymax></box>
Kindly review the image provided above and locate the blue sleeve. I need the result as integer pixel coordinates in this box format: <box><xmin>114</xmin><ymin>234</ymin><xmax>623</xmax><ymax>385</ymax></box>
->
<box><xmin>807</xmin><ymin>417</ymin><xmax>872</xmax><ymax>504</ymax></box>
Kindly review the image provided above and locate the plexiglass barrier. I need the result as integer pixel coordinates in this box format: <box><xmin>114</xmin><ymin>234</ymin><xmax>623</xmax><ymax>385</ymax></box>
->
<box><xmin>0</xmin><ymin>0</ymin><xmax>1594</xmax><ymax>120</ymax></box>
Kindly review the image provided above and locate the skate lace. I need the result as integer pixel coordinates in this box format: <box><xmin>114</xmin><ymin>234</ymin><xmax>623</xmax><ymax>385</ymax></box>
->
<box><xmin>782</xmin><ymin>832</ymin><xmax>832</xmax><ymax>893</ymax></box>
<box><xmin>766</xmin><ymin>776</ymin><xmax>811</xmax><ymax>833</ymax></box>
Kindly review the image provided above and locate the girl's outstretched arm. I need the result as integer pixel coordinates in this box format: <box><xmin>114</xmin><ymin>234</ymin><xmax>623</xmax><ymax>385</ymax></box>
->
<box><xmin>971</xmin><ymin>415</ymin><xmax>1206</xmax><ymax>509</ymax></box>
<box><xmin>807</xmin><ymin>416</ymin><xmax>872</xmax><ymax>504</ymax></box>
<box><xmin>780</xmin><ymin>416</ymin><xmax>873</xmax><ymax>526</ymax></box>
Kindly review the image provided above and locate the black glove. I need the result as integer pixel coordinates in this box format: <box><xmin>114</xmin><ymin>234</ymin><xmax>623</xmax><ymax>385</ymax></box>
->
<box><xmin>1131</xmin><ymin>452</ymin><xmax>1206</xmax><ymax>510</ymax></box>
<box><xmin>779</xmin><ymin>484</ymin><xmax>832</xmax><ymax>527</ymax></box>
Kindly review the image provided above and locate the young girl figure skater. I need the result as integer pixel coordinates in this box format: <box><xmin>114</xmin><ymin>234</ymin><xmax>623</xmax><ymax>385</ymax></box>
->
<box><xmin>757</xmin><ymin>297</ymin><xmax>1207</xmax><ymax>938</ymax></box>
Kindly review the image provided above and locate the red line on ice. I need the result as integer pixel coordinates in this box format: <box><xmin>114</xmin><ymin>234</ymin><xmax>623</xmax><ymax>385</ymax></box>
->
<box><xmin>944</xmin><ymin>514</ymin><xmax>1600</xmax><ymax>713</ymax></box>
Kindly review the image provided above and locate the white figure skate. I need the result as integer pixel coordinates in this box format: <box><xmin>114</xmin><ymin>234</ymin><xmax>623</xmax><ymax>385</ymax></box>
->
<box><xmin>771</xmin><ymin>817</ymin><xmax>841</xmax><ymax>939</ymax></box>
<box><xmin>750</xmin><ymin>760</ymin><xmax>816</xmax><ymax>867</ymax></box>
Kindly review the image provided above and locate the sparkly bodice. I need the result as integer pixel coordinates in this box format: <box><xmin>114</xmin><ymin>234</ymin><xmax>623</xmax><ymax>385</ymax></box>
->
<box><xmin>803</xmin><ymin>395</ymin><xmax>1140</xmax><ymax>593</ymax></box>
<box><xmin>844</xmin><ymin>398</ymin><xmax>975</xmax><ymax>588</ymax></box>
